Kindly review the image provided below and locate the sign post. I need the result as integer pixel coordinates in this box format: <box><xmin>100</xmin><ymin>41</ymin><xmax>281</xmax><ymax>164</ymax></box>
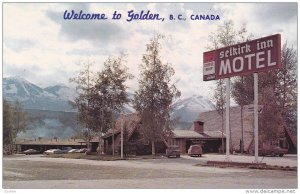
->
<box><xmin>225</xmin><ymin>78</ymin><xmax>230</xmax><ymax>161</ymax></box>
<box><xmin>254</xmin><ymin>73</ymin><xmax>259</xmax><ymax>163</ymax></box>
<box><xmin>121</xmin><ymin>113</ymin><xmax>124</xmax><ymax>159</ymax></box>
<box><xmin>203</xmin><ymin>34</ymin><xmax>281</xmax><ymax>163</ymax></box>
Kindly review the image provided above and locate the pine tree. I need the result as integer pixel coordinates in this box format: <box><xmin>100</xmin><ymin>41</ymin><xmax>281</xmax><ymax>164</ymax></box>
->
<box><xmin>133</xmin><ymin>34</ymin><xmax>180</xmax><ymax>155</ymax></box>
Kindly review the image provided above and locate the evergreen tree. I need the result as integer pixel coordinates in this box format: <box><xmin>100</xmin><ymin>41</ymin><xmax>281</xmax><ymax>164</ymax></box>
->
<box><xmin>133</xmin><ymin>34</ymin><xmax>180</xmax><ymax>155</ymax></box>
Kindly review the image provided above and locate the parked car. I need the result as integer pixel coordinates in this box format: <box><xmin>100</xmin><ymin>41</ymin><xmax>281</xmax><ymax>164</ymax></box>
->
<box><xmin>61</xmin><ymin>147</ymin><xmax>73</xmax><ymax>154</ymax></box>
<box><xmin>23</xmin><ymin>149</ymin><xmax>40</xmax><ymax>155</ymax></box>
<box><xmin>68</xmin><ymin>149</ymin><xmax>79</xmax><ymax>153</ymax></box>
<box><xmin>44</xmin><ymin>149</ymin><xmax>63</xmax><ymax>155</ymax></box>
<box><xmin>75</xmin><ymin>148</ymin><xmax>88</xmax><ymax>153</ymax></box>
<box><xmin>188</xmin><ymin>145</ymin><xmax>203</xmax><ymax>157</ymax></box>
<box><xmin>250</xmin><ymin>142</ymin><xmax>288</xmax><ymax>157</ymax></box>
<box><xmin>166</xmin><ymin>145</ymin><xmax>181</xmax><ymax>158</ymax></box>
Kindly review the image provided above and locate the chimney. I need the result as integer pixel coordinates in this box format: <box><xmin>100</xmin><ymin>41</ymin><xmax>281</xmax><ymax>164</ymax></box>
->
<box><xmin>54</xmin><ymin>137</ymin><xmax>58</xmax><ymax>142</ymax></box>
<box><xmin>38</xmin><ymin>137</ymin><xmax>42</xmax><ymax>141</ymax></box>
<box><xmin>194</xmin><ymin>121</ymin><xmax>204</xmax><ymax>133</ymax></box>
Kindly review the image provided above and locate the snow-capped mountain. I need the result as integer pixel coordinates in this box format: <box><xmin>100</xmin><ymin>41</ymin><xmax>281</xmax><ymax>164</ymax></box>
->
<box><xmin>44</xmin><ymin>84</ymin><xmax>76</xmax><ymax>101</ymax></box>
<box><xmin>3</xmin><ymin>77</ymin><xmax>75</xmax><ymax>112</ymax></box>
<box><xmin>3</xmin><ymin>77</ymin><xmax>216</xmax><ymax>124</ymax></box>
<box><xmin>171</xmin><ymin>95</ymin><xmax>215</xmax><ymax>124</ymax></box>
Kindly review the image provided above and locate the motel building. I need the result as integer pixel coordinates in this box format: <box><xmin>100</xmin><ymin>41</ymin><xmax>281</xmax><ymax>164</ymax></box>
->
<box><xmin>15</xmin><ymin>106</ymin><xmax>296</xmax><ymax>155</ymax></box>
<box><xmin>101</xmin><ymin>106</ymin><xmax>296</xmax><ymax>155</ymax></box>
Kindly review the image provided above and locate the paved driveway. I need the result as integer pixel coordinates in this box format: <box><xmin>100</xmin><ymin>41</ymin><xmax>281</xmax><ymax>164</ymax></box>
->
<box><xmin>3</xmin><ymin>154</ymin><xmax>297</xmax><ymax>189</ymax></box>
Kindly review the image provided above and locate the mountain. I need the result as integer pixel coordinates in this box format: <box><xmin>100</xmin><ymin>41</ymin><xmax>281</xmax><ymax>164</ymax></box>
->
<box><xmin>3</xmin><ymin>77</ymin><xmax>75</xmax><ymax>112</ymax></box>
<box><xmin>18</xmin><ymin>109</ymin><xmax>81</xmax><ymax>139</ymax></box>
<box><xmin>4</xmin><ymin>77</ymin><xmax>216</xmax><ymax>138</ymax></box>
<box><xmin>171</xmin><ymin>95</ymin><xmax>215</xmax><ymax>129</ymax></box>
<box><xmin>44</xmin><ymin>84</ymin><xmax>76</xmax><ymax>101</ymax></box>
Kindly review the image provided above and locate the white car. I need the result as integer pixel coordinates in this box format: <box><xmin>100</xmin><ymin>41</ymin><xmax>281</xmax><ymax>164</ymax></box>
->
<box><xmin>75</xmin><ymin>148</ymin><xmax>88</xmax><ymax>153</ymax></box>
<box><xmin>44</xmin><ymin>149</ymin><xmax>63</xmax><ymax>155</ymax></box>
<box><xmin>68</xmin><ymin>149</ymin><xmax>79</xmax><ymax>153</ymax></box>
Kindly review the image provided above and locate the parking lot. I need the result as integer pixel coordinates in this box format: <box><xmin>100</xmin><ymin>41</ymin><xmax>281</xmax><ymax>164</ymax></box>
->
<box><xmin>3</xmin><ymin>154</ymin><xmax>297</xmax><ymax>189</ymax></box>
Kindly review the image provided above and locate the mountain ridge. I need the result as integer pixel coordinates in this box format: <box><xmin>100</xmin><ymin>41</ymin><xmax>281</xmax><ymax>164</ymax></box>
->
<box><xmin>4</xmin><ymin>76</ymin><xmax>216</xmax><ymax>137</ymax></box>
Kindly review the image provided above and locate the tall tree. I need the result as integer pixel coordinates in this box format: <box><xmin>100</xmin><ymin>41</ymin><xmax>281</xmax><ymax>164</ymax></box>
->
<box><xmin>70</xmin><ymin>61</ymin><xmax>95</xmax><ymax>151</ymax></box>
<box><xmin>91</xmin><ymin>55</ymin><xmax>132</xmax><ymax>155</ymax></box>
<box><xmin>3</xmin><ymin>99</ymin><xmax>14</xmax><ymax>153</ymax></box>
<box><xmin>208</xmin><ymin>20</ymin><xmax>252</xmax><ymax>153</ymax></box>
<box><xmin>3</xmin><ymin>99</ymin><xmax>27</xmax><ymax>154</ymax></box>
<box><xmin>70</xmin><ymin>57</ymin><xmax>131</xmax><ymax>155</ymax></box>
<box><xmin>232</xmin><ymin>43</ymin><xmax>297</xmax><ymax>144</ymax></box>
<box><xmin>274</xmin><ymin>43</ymin><xmax>297</xmax><ymax>134</ymax></box>
<box><xmin>133</xmin><ymin>34</ymin><xmax>181</xmax><ymax>155</ymax></box>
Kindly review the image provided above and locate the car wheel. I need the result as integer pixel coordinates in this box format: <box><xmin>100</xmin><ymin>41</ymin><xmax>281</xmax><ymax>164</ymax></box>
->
<box><xmin>279</xmin><ymin>154</ymin><xmax>284</xmax><ymax>157</ymax></box>
<box><xmin>271</xmin><ymin>152</ymin><xmax>276</xmax><ymax>157</ymax></box>
<box><xmin>177</xmin><ymin>155</ymin><xmax>180</xmax><ymax>158</ymax></box>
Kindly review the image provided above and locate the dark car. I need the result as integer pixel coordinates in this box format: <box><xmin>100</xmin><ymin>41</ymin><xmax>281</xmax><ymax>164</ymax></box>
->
<box><xmin>166</xmin><ymin>145</ymin><xmax>181</xmax><ymax>158</ymax></box>
<box><xmin>23</xmin><ymin>149</ymin><xmax>40</xmax><ymax>155</ymax></box>
<box><xmin>188</xmin><ymin>145</ymin><xmax>203</xmax><ymax>157</ymax></box>
<box><xmin>259</xmin><ymin>145</ymin><xmax>288</xmax><ymax>157</ymax></box>
<box><xmin>250</xmin><ymin>142</ymin><xmax>288</xmax><ymax>157</ymax></box>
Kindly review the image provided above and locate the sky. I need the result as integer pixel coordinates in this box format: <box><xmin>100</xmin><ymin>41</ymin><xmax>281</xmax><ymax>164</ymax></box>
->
<box><xmin>3</xmin><ymin>2</ymin><xmax>297</xmax><ymax>100</ymax></box>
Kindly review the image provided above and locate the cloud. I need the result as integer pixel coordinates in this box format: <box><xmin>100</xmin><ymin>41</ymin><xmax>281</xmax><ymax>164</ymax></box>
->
<box><xmin>252</xmin><ymin>3</ymin><xmax>297</xmax><ymax>24</ymax></box>
<box><xmin>3</xmin><ymin>2</ymin><xmax>298</xmax><ymax>100</ymax></box>
<box><xmin>46</xmin><ymin>9</ymin><xmax>128</xmax><ymax>45</ymax></box>
<box><xmin>4</xmin><ymin>38</ymin><xmax>35</xmax><ymax>52</ymax></box>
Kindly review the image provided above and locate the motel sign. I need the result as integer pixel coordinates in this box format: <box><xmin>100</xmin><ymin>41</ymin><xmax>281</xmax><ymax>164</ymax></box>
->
<box><xmin>203</xmin><ymin>34</ymin><xmax>281</xmax><ymax>163</ymax></box>
<box><xmin>203</xmin><ymin>34</ymin><xmax>281</xmax><ymax>81</ymax></box>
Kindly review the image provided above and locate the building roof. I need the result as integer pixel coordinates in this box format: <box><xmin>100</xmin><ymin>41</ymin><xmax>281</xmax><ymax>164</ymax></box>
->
<box><xmin>15</xmin><ymin>138</ymin><xmax>84</xmax><ymax>146</ymax></box>
<box><xmin>172</xmin><ymin>129</ymin><xmax>225</xmax><ymax>139</ymax></box>
<box><xmin>172</xmin><ymin>130</ymin><xmax>205</xmax><ymax>138</ymax></box>
<box><xmin>195</xmin><ymin>106</ymin><xmax>254</xmax><ymax>151</ymax></box>
<box><xmin>102</xmin><ymin>113</ymin><xmax>140</xmax><ymax>140</ymax></box>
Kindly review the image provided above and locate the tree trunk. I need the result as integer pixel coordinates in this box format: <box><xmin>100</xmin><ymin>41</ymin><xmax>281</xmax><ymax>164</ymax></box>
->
<box><xmin>9</xmin><ymin>132</ymin><xmax>14</xmax><ymax>155</ymax></box>
<box><xmin>151</xmin><ymin>141</ymin><xmax>155</xmax><ymax>156</ymax></box>
<box><xmin>112</xmin><ymin>130</ymin><xmax>115</xmax><ymax>156</ymax></box>
<box><xmin>98</xmin><ymin>134</ymin><xmax>101</xmax><ymax>155</ymax></box>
